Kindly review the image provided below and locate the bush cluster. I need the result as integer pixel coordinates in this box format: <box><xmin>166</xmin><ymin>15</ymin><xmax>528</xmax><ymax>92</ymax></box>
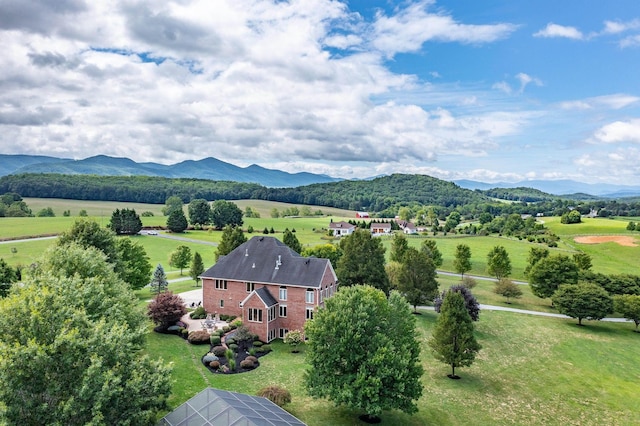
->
<box><xmin>190</xmin><ymin>306</ymin><xmax>206</xmax><ymax>319</ymax></box>
<box><xmin>188</xmin><ymin>330</ymin><xmax>211</xmax><ymax>344</ymax></box>
<box><xmin>257</xmin><ymin>386</ymin><xmax>291</xmax><ymax>407</ymax></box>
<box><xmin>212</xmin><ymin>346</ymin><xmax>226</xmax><ymax>357</ymax></box>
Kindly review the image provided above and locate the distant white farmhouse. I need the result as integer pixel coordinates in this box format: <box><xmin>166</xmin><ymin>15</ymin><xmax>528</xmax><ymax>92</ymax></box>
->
<box><xmin>329</xmin><ymin>221</ymin><xmax>356</xmax><ymax>237</ymax></box>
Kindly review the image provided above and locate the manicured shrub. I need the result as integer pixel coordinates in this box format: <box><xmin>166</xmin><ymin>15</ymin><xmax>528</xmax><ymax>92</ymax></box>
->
<box><xmin>252</xmin><ymin>341</ymin><xmax>263</xmax><ymax>347</ymax></box>
<box><xmin>188</xmin><ymin>330</ymin><xmax>211</xmax><ymax>344</ymax></box>
<box><xmin>245</xmin><ymin>356</ymin><xmax>258</xmax><ymax>364</ymax></box>
<box><xmin>202</xmin><ymin>353</ymin><xmax>219</xmax><ymax>364</ymax></box>
<box><xmin>231</xmin><ymin>318</ymin><xmax>243</xmax><ymax>328</ymax></box>
<box><xmin>240</xmin><ymin>359</ymin><xmax>255</xmax><ymax>369</ymax></box>
<box><xmin>210</xmin><ymin>335</ymin><xmax>221</xmax><ymax>345</ymax></box>
<box><xmin>222</xmin><ymin>325</ymin><xmax>231</xmax><ymax>333</ymax></box>
<box><xmin>225</xmin><ymin>337</ymin><xmax>236</xmax><ymax>346</ymax></box>
<box><xmin>249</xmin><ymin>347</ymin><xmax>257</xmax><ymax>357</ymax></box>
<box><xmin>257</xmin><ymin>386</ymin><xmax>291</xmax><ymax>407</ymax></box>
<box><xmin>190</xmin><ymin>306</ymin><xmax>206</xmax><ymax>319</ymax></box>
<box><xmin>233</xmin><ymin>325</ymin><xmax>253</xmax><ymax>343</ymax></box>
<box><xmin>257</xmin><ymin>344</ymin><xmax>272</xmax><ymax>353</ymax></box>
<box><xmin>225</xmin><ymin>348</ymin><xmax>234</xmax><ymax>360</ymax></box>
<box><xmin>181</xmin><ymin>329</ymin><xmax>189</xmax><ymax>338</ymax></box>
<box><xmin>209</xmin><ymin>361</ymin><xmax>220</xmax><ymax>370</ymax></box>
<box><xmin>229</xmin><ymin>343</ymin><xmax>238</xmax><ymax>352</ymax></box>
<box><xmin>212</xmin><ymin>346</ymin><xmax>226</xmax><ymax>357</ymax></box>
<box><xmin>228</xmin><ymin>358</ymin><xmax>236</xmax><ymax>371</ymax></box>
<box><xmin>167</xmin><ymin>325</ymin><xmax>181</xmax><ymax>331</ymax></box>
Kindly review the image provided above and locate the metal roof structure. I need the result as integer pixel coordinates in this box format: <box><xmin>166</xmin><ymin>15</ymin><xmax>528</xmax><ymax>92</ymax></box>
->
<box><xmin>158</xmin><ymin>387</ymin><xmax>306</xmax><ymax>426</ymax></box>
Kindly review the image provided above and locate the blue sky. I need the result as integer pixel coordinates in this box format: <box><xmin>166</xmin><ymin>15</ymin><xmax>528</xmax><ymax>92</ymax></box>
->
<box><xmin>0</xmin><ymin>0</ymin><xmax>639</xmax><ymax>184</ymax></box>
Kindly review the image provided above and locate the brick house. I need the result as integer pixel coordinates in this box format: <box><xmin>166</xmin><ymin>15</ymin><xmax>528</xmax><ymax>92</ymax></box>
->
<box><xmin>201</xmin><ymin>236</ymin><xmax>338</xmax><ymax>342</ymax></box>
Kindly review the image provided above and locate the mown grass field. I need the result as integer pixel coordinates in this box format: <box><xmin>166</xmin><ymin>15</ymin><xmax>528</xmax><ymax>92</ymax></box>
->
<box><xmin>4</xmin><ymin>198</ymin><xmax>640</xmax><ymax>425</ymax></box>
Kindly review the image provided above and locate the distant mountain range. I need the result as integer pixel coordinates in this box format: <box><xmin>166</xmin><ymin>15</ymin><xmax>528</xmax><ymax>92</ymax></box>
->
<box><xmin>1</xmin><ymin>154</ymin><xmax>640</xmax><ymax>196</ymax></box>
<box><xmin>0</xmin><ymin>154</ymin><xmax>340</xmax><ymax>188</ymax></box>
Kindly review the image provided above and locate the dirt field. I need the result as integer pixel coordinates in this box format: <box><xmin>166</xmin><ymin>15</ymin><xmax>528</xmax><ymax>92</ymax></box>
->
<box><xmin>574</xmin><ymin>235</ymin><xmax>638</xmax><ymax>247</ymax></box>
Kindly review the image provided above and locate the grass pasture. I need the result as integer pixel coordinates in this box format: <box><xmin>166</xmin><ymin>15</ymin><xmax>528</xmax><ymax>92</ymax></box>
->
<box><xmin>147</xmin><ymin>309</ymin><xmax>640</xmax><ymax>426</ymax></box>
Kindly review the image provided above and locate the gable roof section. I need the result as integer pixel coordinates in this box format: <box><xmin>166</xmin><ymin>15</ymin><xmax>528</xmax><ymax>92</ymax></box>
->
<box><xmin>202</xmin><ymin>236</ymin><xmax>335</xmax><ymax>288</ymax></box>
<box><xmin>158</xmin><ymin>387</ymin><xmax>306</xmax><ymax>426</ymax></box>
<box><xmin>371</xmin><ymin>222</ymin><xmax>391</xmax><ymax>229</ymax></box>
<box><xmin>328</xmin><ymin>221</ymin><xmax>354</xmax><ymax>229</ymax></box>
<box><xmin>242</xmin><ymin>286</ymin><xmax>278</xmax><ymax>308</ymax></box>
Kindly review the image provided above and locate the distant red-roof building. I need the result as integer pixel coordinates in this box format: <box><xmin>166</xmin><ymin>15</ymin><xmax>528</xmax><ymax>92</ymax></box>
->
<box><xmin>356</xmin><ymin>211</ymin><xmax>370</xmax><ymax>218</ymax></box>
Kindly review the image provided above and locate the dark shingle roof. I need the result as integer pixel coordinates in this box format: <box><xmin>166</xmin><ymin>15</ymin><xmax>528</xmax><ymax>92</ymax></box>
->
<box><xmin>253</xmin><ymin>286</ymin><xmax>278</xmax><ymax>307</ymax></box>
<box><xmin>201</xmin><ymin>236</ymin><xmax>335</xmax><ymax>288</ymax></box>
<box><xmin>158</xmin><ymin>387</ymin><xmax>306</xmax><ymax>426</ymax></box>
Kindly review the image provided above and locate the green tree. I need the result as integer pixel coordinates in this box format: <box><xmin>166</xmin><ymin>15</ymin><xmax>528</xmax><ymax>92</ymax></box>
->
<box><xmin>336</xmin><ymin>229</ymin><xmax>389</xmax><ymax>294</ymax></box>
<box><xmin>573</xmin><ymin>252</ymin><xmax>592</xmax><ymax>271</ymax></box>
<box><xmin>270</xmin><ymin>208</ymin><xmax>280</xmax><ymax>218</ymax></box>
<box><xmin>58</xmin><ymin>218</ymin><xmax>119</xmax><ymax>264</ymax></box>
<box><xmin>216</xmin><ymin>225</ymin><xmax>247</xmax><ymax>260</ymax></box>
<box><xmin>420</xmin><ymin>239</ymin><xmax>443</xmax><ymax>268</ymax></box>
<box><xmin>428</xmin><ymin>291</ymin><xmax>481</xmax><ymax>379</ymax></box>
<box><xmin>305</xmin><ymin>286</ymin><xmax>423</xmax><ymax>422</ymax></box>
<box><xmin>561</xmin><ymin>210</ymin><xmax>582</xmax><ymax>224</ymax></box>
<box><xmin>385</xmin><ymin>260</ymin><xmax>403</xmax><ymax>290</ymax></box>
<box><xmin>169</xmin><ymin>245</ymin><xmax>192</xmax><ymax>275</ymax></box>
<box><xmin>149</xmin><ymin>264</ymin><xmax>169</xmax><ymax>294</ymax></box>
<box><xmin>0</xmin><ymin>244</ymin><xmax>171</xmax><ymax>425</ymax></box>
<box><xmin>211</xmin><ymin>200</ymin><xmax>243</xmax><ymax>229</ymax></box>
<box><xmin>494</xmin><ymin>278</ymin><xmax>523</xmax><ymax>304</ymax></box>
<box><xmin>397</xmin><ymin>247</ymin><xmax>438</xmax><ymax>312</ymax></box>
<box><xmin>109</xmin><ymin>208</ymin><xmax>143</xmax><ymax>235</ymax></box>
<box><xmin>301</xmin><ymin>243</ymin><xmax>343</xmax><ymax>267</ymax></box>
<box><xmin>444</xmin><ymin>211</ymin><xmax>461</xmax><ymax>233</ymax></box>
<box><xmin>166</xmin><ymin>208</ymin><xmax>188</xmax><ymax>233</ymax></box>
<box><xmin>398</xmin><ymin>206</ymin><xmax>413</xmax><ymax>221</ymax></box>
<box><xmin>434</xmin><ymin>285</ymin><xmax>480</xmax><ymax>322</ymax></box>
<box><xmin>283</xmin><ymin>228</ymin><xmax>302</xmax><ymax>253</ymax></box>
<box><xmin>524</xmin><ymin>247</ymin><xmax>549</xmax><ymax>276</ymax></box>
<box><xmin>486</xmin><ymin>245</ymin><xmax>512</xmax><ymax>280</ymax></box>
<box><xmin>36</xmin><ymin>206</ymin><xmax>55</xmax><ymax>217</ymax></box>
<box><xmin>0</xmin><ymin>258</ymin><xmax>18</xmax><ymax>298</ymax></box>
<box><xmin>613</xmin><ymin>294</ymin><xmax>640</xmax><ymax>332</ymax></box>
<box><xmin>453</xmin><ymin>244</ymin><xmax>472</xmax><ymax>278</ymax></box>
<box><xmin>552</xmin><ymin>283</ymin><xmax>613</xmax><ymax>325</ymax></box>
<box><xmin>115</xmin><ymin>238</ymin><xmax>152</xmax><ymax>290</ymax></box>
<box><xmin>529</xmin><ymin>255</ymin><xmax>579</xmax><ymax>301</ymax></box>
<box><xmin>147</xmin><ymin>291</ymin><xmax>187</xmax><ymax>330</ymax></box>
<box><xmin>283</xmin><ymin>329</ymin><xmax>303</xmax><ymax>353</ymax></box>
<box><xmin>188</xmin><ymin>199</ymin><xmax>211</xmax><ymax>226</ymax></box>
<box><xmin>162</xmin><ymin>195</ymin><xmax>183</xmax><ymax>216</ymax></box>
<box><xmin>190</xmin><ymin>251</ymin><xmax>205</xmax><ymax>287</ymax></box>
<box><xmin>390</xmin><ymin>232</ymin><xmax>409</xmax><ymax>262</ymax></box>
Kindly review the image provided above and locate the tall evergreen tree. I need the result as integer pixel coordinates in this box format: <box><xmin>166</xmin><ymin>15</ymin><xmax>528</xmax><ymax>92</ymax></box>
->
<box><xmin>190</xmin><ymin>252</ymin><xmax>205</xmax><ymax>287</ymax></box>
<box><xmin>166</xmin><ymin>208</ymin><xmax>188</xmax><ymax>233</ymax></box>
<box><xmin>336</xmin><ymin>229</ymin><xmax>389</xmax><ymax>294</ymax></box>
<box><xmin>108</xmin><ymin>208</ymin><xmax>142</xmax><ymax>235</ymax></box>
<box><xmin>149</xmin><ymin>264</ymin><xmax>169</xmax><ymax>294</ymax></box>
<box><xmin>282</xmin><ymin>228</ymin><xmax>302</xmax><ymax>254</ymax></box>
<box><xmin>429</xmin><ymin>291</ymin><xmax>481</xmax><ymax>379</ymax></box>
<box><xmin>216</xmin><ymin>225</ymin><xmax>247</xmax><ymax>260</ymax></box>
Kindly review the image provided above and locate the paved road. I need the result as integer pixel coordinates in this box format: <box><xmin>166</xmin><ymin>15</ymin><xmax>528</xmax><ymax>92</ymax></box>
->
<box><xmin>155</xmin><ymin>233</ymin><xmax>218</xmax><ymax>246</ymax></box>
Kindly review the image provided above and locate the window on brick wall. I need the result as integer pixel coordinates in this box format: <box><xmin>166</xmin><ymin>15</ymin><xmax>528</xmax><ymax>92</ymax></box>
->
<box><xmin>220</xmin><ymin>299</ymin><xmax>224</xmax><ymax>308</ymax></box>
<box><xmin>279</xmin><ymin>328</ymin><xmax>289</xmax><ymax>339</ymax></box>
<box><xmin>246</xmin><ymin>282</ymin><xmax>255</xmax><ymax>292</ymax></box>
<box><xmin>306</xmin><ymin>307</ymin><xmax>314</xmax><ymax>320</ymax></box>
<box><xmin>279</xmin><ymin>286</ymin><xmax>287</xmax><ymax>301</ymax></box>
<box><xmin>248</xmin><ymin>308</ymin><xmax>262</xmax><ymax>322</ymax></box>
<box><xmin>279</xmin><ymin>305</ymin><xmax>287</xmax><ymax>318</ymax></box>
<box><xmin>268</xmin><ymin>306</ymin><xmax>276</xmax><ymax>322</ymax></box>
<box><xmin>215</xmin><ymin>279</ymin><xmax>227</xmax><ymax>290</ymax></box>
<box><xmin>269</xmin><ymin>328</ymin><xmax>276</xmax><ymax>341</ymax></box>
<box><xmin>305</xmin><ymin>289</ymin><xmax>314</xmax><ymax>304</ymax></box>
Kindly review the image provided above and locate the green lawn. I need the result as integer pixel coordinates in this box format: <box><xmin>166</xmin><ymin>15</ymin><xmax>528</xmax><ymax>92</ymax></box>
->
<box><xmin>147</xmin><ymin>309</ymin><xmax>640</xmax><ymax>426</ymax></box>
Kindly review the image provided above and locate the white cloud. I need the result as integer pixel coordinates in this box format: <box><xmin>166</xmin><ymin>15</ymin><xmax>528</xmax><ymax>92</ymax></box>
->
<box><xmin>575</xmin><ymin>148</ymin><xmax>640</xmax><ymax>181</ymax></box>
<box><xmin>559</xmin><ymin>94</ymin><xmax>640</xmax><ymax>110</ymax></box>
<box><xmin>371</xmin><ymin>0</ymin><xmax>517</xmax><ymax>57</ymax></box>
<box><xmin>603</xmin><ymin>19</ymin><xmax>640</xmax><ymax>34</ymax></box>
<box><xmin>533</xmin><ymin>23</ymin><xmax>583</xmax><ymax>40</ymax></box>
<box><xmin>515</xmin><ymin>73</ymin><xmax>543</xmax><ymax>93</ymax></box>
<box><xmin>492</xmin><ymin>81</ymin><xmax>512</xmax><ymax>94</ymax></box>
<box><xmin>591</xmin><ymin>119</ymin><xmax>640</xmax><ymax>144</ymax></box>
<box><xmin>620</xmin><ymin>34</ymin><xmax>640</xmax><ymax>48</ymax></box>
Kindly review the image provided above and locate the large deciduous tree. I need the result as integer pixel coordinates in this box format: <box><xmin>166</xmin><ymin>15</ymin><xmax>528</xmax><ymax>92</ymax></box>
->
<box><xmin>115</xmin><ymin>238</ymin><xmax>152</xmax><ymax>290</ymax></box>
<box><xmin>188</xmin><ymin>199</ymin><xmax>211</xmax><ymax>226</ymax></box>
<box><xmin>162</xmin><ymin>195</ymin><xmax>183</xmax><ymax>216</ymax></box>
<box><xmin>397</xmin><ymin>247</ymin><xmax>438</xmax><ymax>312</ymax></box>
<box><xmin>301</xmin><ymin>243</ymin><xmax>343</xmax><ymax>267</ymax></box>
<box><xmin>169</xmin><ymin>245</ymin><xmax>192</xmax><ymax>275</ymax></box>
<box><xmin>529</xmin><ymin>255</ymin><xmax>579</xmax><ymax>301</ymax></box>
<box><xmin>552</xmin><ymin>283</ymin><xmax>613</xmax><ymax>326</ymax></box>
<box><xmin>524</xmin><ymin>247</ymin><xmax>549</xmax><ymax>277</ymax></box>
<box><xmin>0</xmin><ymin>244</ymin><xmax>171</xmax><ymax>425</ymax></box>
<box><xmin>336</xmin><ymin>229</ymin><xmax>389</xmax><ymax>294</ymax></box>
<box><xmin>486</xmin><ymin>245</ymin><xmax>512</xmax><ymax>280</ymax></box>
<box><xmin>614</xmin><ymin>294</ymin><xmax>640</xmax><ymax>332</ymax></box>
<box><xmin>58</xmin><ymin>218</ymin><xmax>119</xmax><ymax>264</ymax></box>
<box><xmin>210</xmin><ymin>200</ymin><xmax>243</xmax><ymax>229</ymax></box>
<box><xmin>305</xmin><ymin>286</ymin><xmax>423</xmax><ymax>422</ymax></box>
<box><xmin>429</xmin><ymin>291</ymin><xmax>481</xmax><ymax>379</ymax></box>
<box><xmin>453</xmin><ymin>244</ymin><xmax>472</xmax><ymax>278</ymax></box>
<box><xmin>216</xmin><ymin>225</ymin><xmax>247</xmax><ymax>260</ymax></box>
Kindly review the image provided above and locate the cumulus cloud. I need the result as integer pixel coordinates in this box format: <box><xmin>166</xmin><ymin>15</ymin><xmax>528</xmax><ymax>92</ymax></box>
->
<box><xmin>591</xmin><ymin>119</ymin><xmax>640</xmax><ymax>144</ymax></box>
<box><xmin>603</xmin><ymin>19</ymin><xmax>640</xmax><ymax>34</ymax></box>
<box><xmin>534</xmin><ymin>23</ymin><xmax>583</xmax><ymax>40</ymax></box>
